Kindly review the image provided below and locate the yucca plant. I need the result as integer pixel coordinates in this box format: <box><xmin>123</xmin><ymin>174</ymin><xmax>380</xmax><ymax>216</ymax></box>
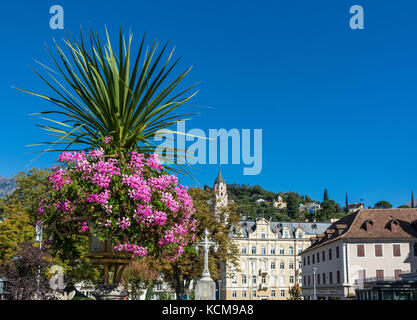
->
<box><xmin>15</xmin><ymin>27</ymin><xmax>197</xmax><ymax>171</ymax></box>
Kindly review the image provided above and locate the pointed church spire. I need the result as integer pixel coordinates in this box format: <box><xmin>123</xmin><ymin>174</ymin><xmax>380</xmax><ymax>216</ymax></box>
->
<box><xmin>214</xmin><ymin>165</ymin><xmax>225</xmax><ymax>185</ymax></box>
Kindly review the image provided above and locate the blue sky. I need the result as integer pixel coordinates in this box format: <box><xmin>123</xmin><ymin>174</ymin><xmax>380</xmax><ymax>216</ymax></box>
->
<box><xmin>1</xmin><ymin>0</ymin><xmax>417</xmax><ymax>208</ymax></box>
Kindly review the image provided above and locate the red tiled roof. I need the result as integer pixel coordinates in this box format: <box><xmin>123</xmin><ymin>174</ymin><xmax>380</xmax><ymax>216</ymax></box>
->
<box><xmin>302</xmin><ymin>208</ymin><xmax>417</xmax><ymax>253</ymax></box>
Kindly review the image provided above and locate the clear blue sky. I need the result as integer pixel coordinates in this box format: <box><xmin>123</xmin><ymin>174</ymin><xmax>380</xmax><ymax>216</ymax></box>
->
<box><xmin>1</xmin><ymin>0</ymin><xmax>417</xmax><ymax>208</ymax></box>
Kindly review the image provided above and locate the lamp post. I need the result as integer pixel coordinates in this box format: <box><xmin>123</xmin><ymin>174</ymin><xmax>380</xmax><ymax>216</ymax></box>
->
<box><xmin>312</xmin><ymin>267</ymin><xmax>317</xmax><ymax>300</ymax></box>
<box><xmin>35</xmin><ymin>223</ymin><xmax>43</xmax><ymax>300</ymax></box>
<box><xmin>216</xmin><ymin>279</ymin><xmax>222</xmax><ymax>300</ymax></box>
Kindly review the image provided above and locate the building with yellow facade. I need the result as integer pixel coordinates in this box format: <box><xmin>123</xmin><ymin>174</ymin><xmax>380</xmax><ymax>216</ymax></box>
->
<box><xmin>213</xmin><ymin>170</ymin><xmax>330</xmax><ymax>300</ymax></box>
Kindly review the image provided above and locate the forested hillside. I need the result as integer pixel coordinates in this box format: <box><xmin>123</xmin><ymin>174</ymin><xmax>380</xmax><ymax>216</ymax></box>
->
<box><xmin>202</xmin><ymin>184</ymin><xmax>347</xmax><ymax>222</ymax></box>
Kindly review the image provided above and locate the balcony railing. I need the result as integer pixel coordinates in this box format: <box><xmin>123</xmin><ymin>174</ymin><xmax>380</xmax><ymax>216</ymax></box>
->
<box><xmin>354</xmin><ymin>271</ymin><xmax>411</xmax><ymax>284</ymax></box>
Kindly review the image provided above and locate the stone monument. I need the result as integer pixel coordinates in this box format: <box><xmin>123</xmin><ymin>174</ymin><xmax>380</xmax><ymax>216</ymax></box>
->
<box><xmin>195</xmin><ymin>229</ymin><xmax>217</xmax><ymax>300</ymax></box>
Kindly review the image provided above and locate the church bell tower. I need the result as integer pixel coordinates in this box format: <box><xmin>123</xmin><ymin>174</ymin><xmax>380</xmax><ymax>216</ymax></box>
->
<box><xmin>213</xmin><ymin>167</ymin><xmax>228</xmax><ymax>220</ymax></box>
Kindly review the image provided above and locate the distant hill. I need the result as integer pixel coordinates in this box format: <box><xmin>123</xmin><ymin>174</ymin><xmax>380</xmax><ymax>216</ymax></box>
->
<box><xmin>0</xmin><ymin>177</ymin><xmax>16</xmax><ymax>198</ymax></box>
<box><xmin>204</xmin><ymin>183</ymin><xmax>319</xmax><ymax>222</ymax></box>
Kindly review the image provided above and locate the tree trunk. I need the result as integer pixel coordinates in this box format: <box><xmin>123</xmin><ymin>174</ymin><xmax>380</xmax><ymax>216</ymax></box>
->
<box><xmin>175</xmin><ymin>284</ymin><xmax>185</xmax><ymax>300</ymax></box>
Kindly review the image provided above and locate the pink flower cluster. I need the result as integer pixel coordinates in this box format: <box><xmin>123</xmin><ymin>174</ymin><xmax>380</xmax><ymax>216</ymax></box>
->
<box><xmin>54</xmin><ymin>199</ymin><xmax>71</xmax><ymax>212</ymax></box>
<box><xmin>80</xmin><ymin>222</ymin><xmax>88</xmax><ymax>232</ymax></box>
<box><xmin>146</xmin><ymin>153</ymin><xmax>163</xmax><ymax>170</ymax></box>
<box><xmin>40</xmin><ymin>139</ymin><xmax>196</xmax><ymax>261</ymax></box>
<box><xmin>113</xmin><ymin>243</ymin><xmax>149</xmax><ymax>257</ymax></box>
<box><xmin>133</xmin><ymin>205</ymin><xmax>168</xmax><ymax>227</ymax></box>
<box><xmin>116</xmin><ymin>217</ymin><xmax>131</xmax><ymax>230</ymax></box>
<box><xmin>48</xmin><ymin>168</ymin><xmax>71</xmax><ymax>191</ymax></box>
<box><xmin>102</xmin><ymin>136</ymin><xmax>112</xmax><ymax>144</ymax></box>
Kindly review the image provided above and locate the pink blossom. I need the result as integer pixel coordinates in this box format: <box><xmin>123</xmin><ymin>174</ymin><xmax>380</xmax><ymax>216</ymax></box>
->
<box><xmin>116</xmin><ymin>217</ymin><xmax>131</xmax><ymax>230</ymax></box>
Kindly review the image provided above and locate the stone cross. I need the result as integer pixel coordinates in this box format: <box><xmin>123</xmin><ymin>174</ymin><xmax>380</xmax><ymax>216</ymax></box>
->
<box><xmin>197</xmin><ymin>229</ymin><xmax>216</xmax><ymax>279</ymax></box>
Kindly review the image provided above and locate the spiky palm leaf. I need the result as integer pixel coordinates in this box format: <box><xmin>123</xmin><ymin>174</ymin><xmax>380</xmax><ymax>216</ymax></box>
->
<box><xmin>15</xmin><ymin>27</ymin><xmax>198</xmax><ymax>174</ymax></box>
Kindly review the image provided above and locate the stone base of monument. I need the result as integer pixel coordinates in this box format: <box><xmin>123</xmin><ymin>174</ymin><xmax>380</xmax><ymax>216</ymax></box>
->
<box><xmin>195</xmin><ymin>276</ymin><xmax>216</xmax><ymax>300</ymax></box>
<box><xmin>92</xmin><ymin>284</ymin><xmax>127</xmax><ymax>300</ymax></box>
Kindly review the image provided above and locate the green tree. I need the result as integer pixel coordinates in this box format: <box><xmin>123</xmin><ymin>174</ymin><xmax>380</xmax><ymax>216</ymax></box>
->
<box><xmin>161</xmin><ymin>187</ymin><xmax>239</xmax><ymax>300</ymax></box>
<box><xmin>345</xmin><ymin>192</ymin><xmax>349</xmax><ymax>213</ymax></box>
<box><xmin>286</xmin><ymin>192</ymin><xmax>300</xmax><ymax>220</ymax></box>
<box><xmin>317</xmin><ymin>200</ymin><xmax>344</xmax><ymax>221</ymax></box>
<box><xmin>121</xmin><ymin>258</ymin><xmax>159</xmax><ymax>300</ymax></box>
<box><xmin>0</xmin><ymin>202</ymin><xmax>35</xmax><ymax>262</ymax></box>
<box><xmin>323</xmin><ymin>189</ymin><xmax>329</xmax><ymax>202</ymax></box>
<box><xmin>159</xmin><ymin>291</ymin><xmax>173</xmax><ymax>300</ymax></box>
<box><xmin>287</xmin><ymin>283</ymin><xmax>302</xmax><ymax>300</ymax></box>
<box><xmin>0</xmin><ymin>169</ymin><xmax>99</xmax><ymax>283</ymax></box>
<box><xmin>0</xmin><ymin>242</ymin><xmax>52</xmax><ymax>300</ymax></box>
<box><xmin>0</xmin><ymin>169</ymin><xmax>51</xmax><ymax>262</ymax></box>
<box><xmin>374</xmin><ymin>201</ymin><xmax>392</xmax><ymax>209</ymax></box>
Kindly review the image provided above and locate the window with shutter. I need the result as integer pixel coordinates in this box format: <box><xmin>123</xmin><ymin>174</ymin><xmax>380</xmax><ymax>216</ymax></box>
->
<box><xmin>322</xmin><ymin>273</ymin><xmax>326</xmax><ymax>284</ymax></box>
<box><xmin>375</xmin><ymin>244</ymin><xmax>383</xmax><ymax>257</ymax></box>
<box><xmin>393</xmin><ymin>244</ymin><xmax>401</xmax><ymax>257</ymax></box>
<box><xmin>336</xmin><ymin>246</ymin><xmax>340</xmax><ymax>258</ymax></box>
<box><xmin>376</xmin><ymin>270</ymin><xmax>384</xmax><ymax>281</ymax></box>
<box><xmin>394</xmin><ymin>269</ymin><xmax>402</xmax><ymax>280</ymax></box>
<box><xmin>358</xmin><ymin>269</ymin><xmax>366</xmax><ymax>281</ymax></box>
<box><xmin>329</xmin><ymin>272</ymin><xmax>333</xmax><ymax>284</ymax></box>
<box><xmin>357</xmin><ymin>244</ymin><xmax>365</xmax><ymax>257</ymax></box>
<box><xmin>337</xmin><ymin>271</ymin><xmax>341</xmax><ymax>283</ymax></box>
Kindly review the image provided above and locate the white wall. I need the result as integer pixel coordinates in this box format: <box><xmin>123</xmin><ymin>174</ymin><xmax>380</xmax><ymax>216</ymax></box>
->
<box><xmin>346</xmin><ymin>241</ymin><xmax>417</xmax><ymax>285</ymax></box>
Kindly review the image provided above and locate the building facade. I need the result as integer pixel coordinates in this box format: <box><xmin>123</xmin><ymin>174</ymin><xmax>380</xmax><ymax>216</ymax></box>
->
<box><xmin>220</xmin><ymin>218</ymin><xmax>330</xmax><ymax>300</ymax></box>
<box><xmin>215</xmin><ymin>170</ymin><xmax>330</xmax><ymax>300</ymax></box>
<box><xmin>300</xmin><ymin>208</ymin><xmax>417</xmax><ymax>300</ymax></box>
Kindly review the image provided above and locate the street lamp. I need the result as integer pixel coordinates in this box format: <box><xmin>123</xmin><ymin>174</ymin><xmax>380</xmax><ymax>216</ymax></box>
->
<box><xmin>312</xmin><ymin>267</ymin><xmax>317</xmax><ymax>300</ymax></box>
<box><xmin>216</xmin><ymin>279</ymin><xmax>222</xmax><ymax>300</ymax></box>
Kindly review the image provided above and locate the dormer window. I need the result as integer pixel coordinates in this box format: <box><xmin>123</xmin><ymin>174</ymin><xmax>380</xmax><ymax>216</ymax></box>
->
<box><xmin>283</xmin><ymin>229</ymin><xmax>289</xmax><ymax>238</ymax></box>
<box><xmin>363</xmin><ymin>219</ymin><xmax>374</xmax><ymax>232</ymax></box>
<box><xmin>336</xmin><ymin>224</ymin><xmax>347</xmax><ymax>235</ymax></box>
<box><xmin>387</xmin><ymin>219</ymin><xmax>400</xmax><ymax>232</ymax></box>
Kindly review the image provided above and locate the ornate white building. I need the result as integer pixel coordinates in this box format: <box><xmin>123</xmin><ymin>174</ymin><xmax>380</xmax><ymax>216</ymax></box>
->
<box><xmin>215</xmin><ymin>170</ymin><xmax>331</xmax><ymax>300</ymax></box>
